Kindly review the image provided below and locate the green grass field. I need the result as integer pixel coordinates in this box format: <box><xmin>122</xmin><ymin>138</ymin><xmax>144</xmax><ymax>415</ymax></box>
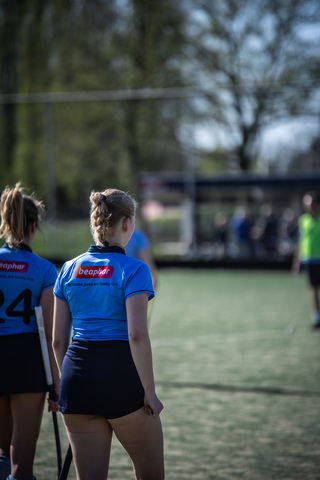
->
<box><xmin>35</xmin><ymin>269</ymin><xmax>320</xmax><ymax>479</ymax></box>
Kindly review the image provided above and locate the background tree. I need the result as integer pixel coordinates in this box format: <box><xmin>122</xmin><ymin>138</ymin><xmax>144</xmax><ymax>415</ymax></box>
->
<box><xmin>0</xmin><ymin>0</ymin><xmax>22</xmax><ymax>186</ymax></box>
<box><xmin>112</xmin><ymin>0</ymin><xmax>188</xmax><ymax>196</ymax></box>
<box><xmin>1</xmin><ymin>0</ymin><xmax>188</xmax><ymax>213</ymax></box>
<box><xmin>13</xmin><ymin>0</ymin><xmax>124</xmax><ymax>210</ymax></box>
<box><xmin>288</xmin><ymin>135</ymin><xmax>320</xmax><ymax>171</ymax></box>
<box><xmin>190</xmin><ymin>0</ymin><xmax>320</xmax><ymax>172</ymax></box>
<box><xmin>1</xmin><ymin>0</ymin><xmax>320</xmax><ymax>216</ymax></box>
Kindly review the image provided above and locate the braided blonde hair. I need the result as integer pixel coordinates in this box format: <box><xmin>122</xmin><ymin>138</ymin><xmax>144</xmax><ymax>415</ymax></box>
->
<box><xmin>90</xmin><ymin>188</ymin><xmax>136</xmax><ymax>244</ymax></box>
<box><xmin>0</xmin><ymin>182</ymin><xmax>45</xmax><ymax>247</ymax></box>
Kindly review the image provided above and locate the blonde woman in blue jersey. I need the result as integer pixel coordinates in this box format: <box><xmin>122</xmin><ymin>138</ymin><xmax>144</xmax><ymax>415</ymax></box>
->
<box><xmin>53</xmin><ymin>189</ymin><xmax>164</xmax><ymax>480</ymax></box>
<box><xmin>0</xmin><ymin>183</ymin><xmax>59</xmax><ymax>480</ymax></box>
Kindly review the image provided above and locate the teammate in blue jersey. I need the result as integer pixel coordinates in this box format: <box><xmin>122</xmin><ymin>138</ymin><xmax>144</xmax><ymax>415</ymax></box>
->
<box><xmin>53</xmin><ymin>188</ymin><xmax>164</xmax><ymax>480</ymax></box>
<box><xmin>0</xmin><ymin>183</ymin><xmax>59</xmax><ymax>480</ymax></box>
<box><xmin>126</xmin><ymin>228</ymin><xmax>158</xmax><ymax>290</ymax></box>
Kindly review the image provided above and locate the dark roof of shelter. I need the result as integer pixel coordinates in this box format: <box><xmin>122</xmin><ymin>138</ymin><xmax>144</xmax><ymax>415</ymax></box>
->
<box><xmin>140</xmin><ymin>173</ymin><xmax>320</xmax><ymax>192</ymax></box>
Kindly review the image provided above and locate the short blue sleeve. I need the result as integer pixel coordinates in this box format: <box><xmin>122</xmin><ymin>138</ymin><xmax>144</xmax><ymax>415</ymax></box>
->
<box><xmin>125</xmin><ymin>261</ymin><xmax>154</xmax><ymax>301</ymax></box>
<box><xmin>41</xmin><ymin>258</ymin><xmax>58</xmax><ymax>290</ymax></box>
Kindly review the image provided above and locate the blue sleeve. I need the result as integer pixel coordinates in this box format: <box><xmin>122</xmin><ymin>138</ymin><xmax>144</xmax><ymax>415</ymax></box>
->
<box><xmin>125</xmin><ymin>262</ymin><xmax>154</xmax><ymax>301</ymax></box>
<box><xmin>42</xmin><ymin>260</ymin><xmax>58</xmax><ymax>290</ymax></box>
<box><xmin>53</xmin><ymin>263</ymin><xmax>68</xmax><ymax>301</ymax></box>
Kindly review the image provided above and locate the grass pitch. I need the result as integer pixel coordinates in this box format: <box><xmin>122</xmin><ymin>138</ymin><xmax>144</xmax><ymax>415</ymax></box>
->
<box><xmin>35</xmin><ymin>269</ymin><xmax>320</xmax><ymax>479</ymax></box>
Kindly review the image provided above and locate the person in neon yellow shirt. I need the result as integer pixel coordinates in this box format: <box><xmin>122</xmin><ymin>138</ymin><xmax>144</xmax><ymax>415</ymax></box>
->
<box><xmin>293</xmin><ymin>192</ymin><xmax>320</xmax><ymax>328</ymax></box>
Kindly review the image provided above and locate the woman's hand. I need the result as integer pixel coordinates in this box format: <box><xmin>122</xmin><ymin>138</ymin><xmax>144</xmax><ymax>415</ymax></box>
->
<box><xmin>47</xmin><ymin>379</ymin><xmax>60</xmax><ymax>412</ymax></box>
<box><xmin>144</xmin><ymin>393</ymin><xmax>164</xmax><ymax>418</ymax></box>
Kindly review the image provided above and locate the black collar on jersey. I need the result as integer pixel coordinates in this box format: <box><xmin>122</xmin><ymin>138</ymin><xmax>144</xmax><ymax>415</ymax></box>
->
<box><xmin>88</xmin><ymin>242</ymin><xmax>126</xmax><ymax>255</ymax></box>
<box><xmin>3</xmin><ymin>242</ymin><xmax>32</xmax><ymax>253</ymax></box>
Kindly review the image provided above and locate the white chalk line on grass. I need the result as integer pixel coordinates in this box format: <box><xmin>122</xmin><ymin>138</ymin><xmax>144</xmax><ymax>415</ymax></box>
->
<box><xmin>151</xmin><ymin>327</ymin><xmax>312</xmax><ymax>348</ymax></box>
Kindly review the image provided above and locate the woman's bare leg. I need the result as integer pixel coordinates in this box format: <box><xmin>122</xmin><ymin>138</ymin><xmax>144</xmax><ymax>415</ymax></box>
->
<box><xmin>62</xmin><ymin>414</ymin><xmax>113</xmax><ymax>480</ymax></box>
<box><xmin>311</xmin><ymin>286</ymin><xmax>320</xmax><ymax>313</ymax></box>
<box><xmin>10</xmin><ymin>392</ymin><xmax>45</xmax><ymax>479</ymax></box>
<box><xmin>0</xmin><ymin>395</ymin><xmax>12</xmax><ymax>478</ymax></box>
<box><xmin>110</xmin><ymin>407</ymin><xmax>164</xmax><ymax>480</ymax></box>
<box><xmin>0</xmin><ymin>394</ymin><xmax>12</xmax><ymax>458</ymax></box>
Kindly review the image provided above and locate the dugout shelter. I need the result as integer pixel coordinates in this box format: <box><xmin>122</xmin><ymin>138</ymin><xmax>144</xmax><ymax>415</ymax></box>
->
<box><xmin>139</xmin><ymin>172</ymin><xmax>320</xmax><ymax>268</ymax></box>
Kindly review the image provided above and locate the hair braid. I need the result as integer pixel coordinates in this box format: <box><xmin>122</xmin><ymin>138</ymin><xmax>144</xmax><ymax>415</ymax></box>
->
<box><xmin>90</xmin><ymin>189</ymin><xmax>136</xmax><ymax>244</ymax></box>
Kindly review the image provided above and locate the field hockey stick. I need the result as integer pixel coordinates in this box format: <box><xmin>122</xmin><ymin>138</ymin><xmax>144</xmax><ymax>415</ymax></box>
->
<box><xmin>35</xmin><ymin>306</ymin><xmax>62</xmax><ymax>477</ymax></box>
<box><xmin>58</xmin><ymin>444</ymin><xmax>73</xmax><ymax>480</ymax></box>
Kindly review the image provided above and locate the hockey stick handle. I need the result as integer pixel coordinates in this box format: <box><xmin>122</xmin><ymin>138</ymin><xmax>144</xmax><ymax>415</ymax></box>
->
<box><xmin>35</xmin><ymin>306</ymin><xmax>62</xmax><ymax>476</ymax></box>
<box><xmin>35</xmin><ymin>306</ymin><xmax>53</xmax><ymax>387</ymax></box>
<box><xmin>35</xmin><ymin>306</ymin><xmax>58</xmax><ymax>403</ymax></box>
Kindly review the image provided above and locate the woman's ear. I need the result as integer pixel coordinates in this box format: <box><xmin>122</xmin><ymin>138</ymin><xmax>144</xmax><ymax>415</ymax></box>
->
<box><xmin>122</xmin><ymin>217</ymin><xmax>129</xmax><ymax>232</ymax></box>
<box><xmin>30</xmin><ymin>221</ymin><xmax>37</xmax><ymax>234</ymax></box>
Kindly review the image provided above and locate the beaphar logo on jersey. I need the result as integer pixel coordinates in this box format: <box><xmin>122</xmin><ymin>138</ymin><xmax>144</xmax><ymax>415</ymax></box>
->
<box><xmin>75</xmin><ymin>265</ymin><xmax>114</xmax><ymax>279</ymax></box>
<box><xmin>0</xmin><ymin>261</ymin><xmax>29</xmax><ymax>273</ymax></box>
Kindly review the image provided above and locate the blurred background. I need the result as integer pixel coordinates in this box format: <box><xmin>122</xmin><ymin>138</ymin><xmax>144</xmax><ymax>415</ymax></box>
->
<box><xmin>1</xmin><ymin>0</ymin><xmax>320</xmax><ymax>265</ymax></box>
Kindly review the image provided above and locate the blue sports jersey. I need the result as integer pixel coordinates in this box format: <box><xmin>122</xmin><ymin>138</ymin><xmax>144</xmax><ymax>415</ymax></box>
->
<box><xmin>53</xmin><ymin>244</ymin><xmax>154</xmax><ymax>341</ymax></box>
<box><xmin>0</xmin><ymin>243</ymin><xmax>57</xmax><ymax>335</ymax></box>
<box><xmin>125</xmin><ymin>230</ymin><xmax>150</xmax><ymax>259</ymax></box>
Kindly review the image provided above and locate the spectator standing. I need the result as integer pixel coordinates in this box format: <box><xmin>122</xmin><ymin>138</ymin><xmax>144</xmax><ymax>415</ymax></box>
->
<box><xmin>278</xmin><ymin>208</ymin><xmax>299</xmax><ymax>258</ymax></box>
<box><xmin>256</xmin><ymin>204</ymin><xmax>279</xmax><ymax>260</ymax></box>
<box><xmin>229</xmin><ymin>207</ymin><xmax>253</xmax><ymax>259</ymax></box>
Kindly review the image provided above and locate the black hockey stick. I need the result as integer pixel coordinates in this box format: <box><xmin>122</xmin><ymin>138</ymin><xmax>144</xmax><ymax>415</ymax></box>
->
<box><xmin>35</xmin><ymin>306</ymin><xmax>62</xmax><ymax>477</ymax></box>
<box><xmin>58</xmin><ymin>444</ymin><xmax>73</xmax><ymax>480</ymax></box>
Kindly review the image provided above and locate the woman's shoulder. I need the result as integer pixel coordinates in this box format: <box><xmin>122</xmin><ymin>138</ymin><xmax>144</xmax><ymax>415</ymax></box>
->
<box><xmin>121</xmin><ymin>254</ymin><xmax>151</xmax><ymax>276</ymax></box>
<box><xmin>29</xmin><ymin>252</ymin><xmax>57</xmax><ymax>277</ymax></box>
<box><xmin>58</xmin><ymin>252</ymin><xmax>90</xmax><ymax>275</ymax></box>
